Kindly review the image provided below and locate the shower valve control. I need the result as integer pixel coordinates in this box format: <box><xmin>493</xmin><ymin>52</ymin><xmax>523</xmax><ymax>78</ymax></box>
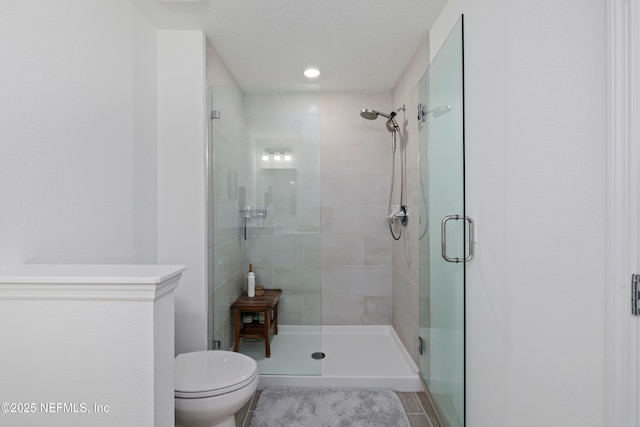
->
<box><xmin>389</xmin><ymin>205</ymin><xmax>409</xmax><ymax>227</ymax></box>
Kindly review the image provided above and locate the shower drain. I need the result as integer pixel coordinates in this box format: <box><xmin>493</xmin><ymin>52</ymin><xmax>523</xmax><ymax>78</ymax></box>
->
<box><xmin>311</xmin><ymin>352</ymin><xmax>326</xmax><ymax>360</ymax></box>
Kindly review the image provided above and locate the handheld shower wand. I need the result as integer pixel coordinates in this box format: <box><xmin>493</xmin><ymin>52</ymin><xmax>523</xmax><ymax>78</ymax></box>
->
<box><xmin>359</xmin><ymin>105</ymin><xmax>408</xmax><ymax>240</ymax></box>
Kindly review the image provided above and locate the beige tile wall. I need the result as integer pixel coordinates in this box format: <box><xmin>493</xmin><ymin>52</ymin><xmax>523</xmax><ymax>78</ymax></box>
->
<box><xmin>244</xmin><ymin>91</ymin><xmax>396</xmax><ymax>326</ymax></box>
<box><xmin>391</xmin><ymin>35</ymin><xmax>431</xmax><ymax>364</ymax></box>
<box><xmin>320</xmin><ymin>92</ymin><xmax>396</xmax><ymax>325</ymax></box>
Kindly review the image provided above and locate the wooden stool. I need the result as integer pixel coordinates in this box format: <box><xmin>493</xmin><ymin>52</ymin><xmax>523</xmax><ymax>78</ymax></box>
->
<box><xmin>231</xmin><ymin>289</ymin><xmax>282</xmax><ymax>358</ymax></box>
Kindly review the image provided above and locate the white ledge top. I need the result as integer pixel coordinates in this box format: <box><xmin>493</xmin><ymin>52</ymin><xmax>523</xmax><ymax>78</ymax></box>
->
<box><xmin>0</xmin><ymin>265</ymin><xmax>186</xmax><ymax>301</ymax></box>
<box><xmin>0</xmin><ymin>264</ymin><xmax>186</xmax><ymax>284</ymax></box>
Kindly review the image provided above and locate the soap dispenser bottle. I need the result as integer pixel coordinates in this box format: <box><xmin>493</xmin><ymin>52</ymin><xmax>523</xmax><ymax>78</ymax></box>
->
<box><xmin>247</xmin><ymin>264</ymin><xmax>255</xmax><ymax>297</ymax></box>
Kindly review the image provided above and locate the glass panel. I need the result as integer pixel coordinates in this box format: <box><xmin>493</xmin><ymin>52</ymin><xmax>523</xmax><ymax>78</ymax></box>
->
<box><xmin>209</xmin><ymin>84</ymin><xmax>248</xmax><ymax>353</ymax></box>
<box><xmin>418</xmin><ymin>16</ymin><xmax>465</xmax><ymax>427</ymax></box>
<box><xmin>209</xmin><ymin>85</ymin><xmax>322</xmax><ymax>375</ymax></box>
<box><xmin>241</xmin><ymin>89</ymin><xmax>322</xmax><ymax>376</ymax></box>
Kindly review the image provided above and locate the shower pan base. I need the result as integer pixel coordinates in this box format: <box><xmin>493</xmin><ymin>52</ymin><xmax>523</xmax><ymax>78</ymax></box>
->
<box><xmin>239</xmin><ymin>325</ymin><xmax>422</xmax><ymax>392</ymax></box>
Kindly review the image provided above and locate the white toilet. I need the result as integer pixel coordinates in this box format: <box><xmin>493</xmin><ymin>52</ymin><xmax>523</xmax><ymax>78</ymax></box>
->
<box><xmin>175</xmin><ymin>350</ymin><xmax>259</xmax><ymax>427</ymax></box>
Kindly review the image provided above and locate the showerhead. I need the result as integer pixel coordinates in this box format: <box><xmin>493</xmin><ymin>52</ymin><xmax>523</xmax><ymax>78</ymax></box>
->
<box><xmin>360</xmin><ymin>109</ymin><xmax>391</xmax><ymax>120</ymax></box>
<box><xmin>361</xmin><ymin>108</ymin><xmax>399</xmax><ymax>134</ymax></box>
<box><xmin>361</xmin><ymin>106</ymin><xmax>405</xmax><ymax>136</ymax></box>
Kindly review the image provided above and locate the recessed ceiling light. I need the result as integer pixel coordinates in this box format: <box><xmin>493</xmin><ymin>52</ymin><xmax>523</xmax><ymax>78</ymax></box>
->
<box><xmin>304</xmin><ymin>68</ymin><xmax>320</xmax><ymax>78</ymax></box>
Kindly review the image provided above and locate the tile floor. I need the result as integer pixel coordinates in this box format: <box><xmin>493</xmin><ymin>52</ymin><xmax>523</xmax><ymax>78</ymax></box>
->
<box><xmin>235</xmin><ymin>389</ymin><xmax>442</xmax><ymax>427</ymax></box>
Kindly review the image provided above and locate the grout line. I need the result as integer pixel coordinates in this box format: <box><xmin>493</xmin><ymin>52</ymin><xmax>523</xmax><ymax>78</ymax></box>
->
<box><xmin>425</xmin><ymin>411</ymin><xmax>435</xmax><ymax>427</ymax></box>
<box><xmin>239</xmin><ymin>405</ymin><xmax>249</xmax><ymax>427</ymax></box>
<box><xmin>413</xmin><ymin>392</ymin><xmax>435</xmax><ymax>427</ymax></box>
<box><xmin>243</xmin><ymin>411</ymin><xmax>253</xmax><ymax>427</ymax></box>
<box><xmin>240</xmin><ymin>392</ymin><xmax>256</xmax><ymax>427</ymax></box>
<box><xmin>415</xmin><ymin>391</ymin><xmax>427</xmax><ymax>413</ymax></box>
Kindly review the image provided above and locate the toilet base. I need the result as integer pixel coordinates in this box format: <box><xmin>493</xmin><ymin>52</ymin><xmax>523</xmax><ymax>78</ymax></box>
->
<box><xmin>216</xmin><ymin>416</ymin><xmax>236</xmax><ymax>427</ymax></box>
<box><xmin>176</xmin><ymin>415</ymin><xmax>234</xmax><ymax>427</ymax></box>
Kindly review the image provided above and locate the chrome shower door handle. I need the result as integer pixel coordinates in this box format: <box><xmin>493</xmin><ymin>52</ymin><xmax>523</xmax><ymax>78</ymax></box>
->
<box><xmin>441</xmin><ymin>215</ymin><xmax>474</xmax><ymax>263</ymax></box>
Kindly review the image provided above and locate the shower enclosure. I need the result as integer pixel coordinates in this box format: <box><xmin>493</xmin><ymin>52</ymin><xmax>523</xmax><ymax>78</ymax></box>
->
<box><xmin>207</xmin><ymin>83</ymin><xmax>421</xmax><ymax>389</ymax></box>
<box><xmin>418</xmin><ymin>17</ymin><xmax>466</xmax><ymax>427</ymax></box>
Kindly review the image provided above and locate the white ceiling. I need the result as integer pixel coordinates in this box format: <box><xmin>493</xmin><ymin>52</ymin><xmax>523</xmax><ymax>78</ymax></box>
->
<box><xmin>133</xmin><ymin>0</ymin><xmax>447</xmax><ymax>92</ymax></box>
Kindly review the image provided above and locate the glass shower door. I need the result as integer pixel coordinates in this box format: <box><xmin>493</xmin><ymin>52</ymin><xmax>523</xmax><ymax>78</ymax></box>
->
<box><xmin>418</xmin><ymin>16</ymin><xmax>466</xmax><ymax>427</ymax></box>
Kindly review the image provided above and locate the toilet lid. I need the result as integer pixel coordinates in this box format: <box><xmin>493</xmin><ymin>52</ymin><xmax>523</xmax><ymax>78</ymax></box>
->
<box><xmin>175</xmin><ymin>350</ymin><xmax>258</xmax><ymax>398</ymax></box>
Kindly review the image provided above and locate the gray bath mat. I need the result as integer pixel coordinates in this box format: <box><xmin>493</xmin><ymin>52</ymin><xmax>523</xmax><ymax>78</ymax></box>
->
<box><xmin>250</xmin><ymin>387</ymin><xmax>411</xmax><ymax>427</ymax></box>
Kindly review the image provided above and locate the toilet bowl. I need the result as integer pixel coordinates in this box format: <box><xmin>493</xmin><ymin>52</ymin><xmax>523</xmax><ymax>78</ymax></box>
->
<box><xmin>175</xmin><ymin>350</ymin><xmax>259</xmax><ymax>427</ymax></box>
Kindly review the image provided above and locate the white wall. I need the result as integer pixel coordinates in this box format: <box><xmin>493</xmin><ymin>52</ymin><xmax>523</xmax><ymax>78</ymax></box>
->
<box><xmin>157</xmin><ymin>30</ymin><xmax>208</xmax><ymax>355</ymax></box>
<box><xmin>0</xmin><ymin>1</ymin><xmax>158</xmax><ymax>265</ymax></box>
<box><xmin>1</xmin><ymin>0</ymin><xmax>211</xmax><ymax>403</ymax></box>
<box><xmin>430</xmin><ymin>1</ymin><xmax>606</xmax><ymax>426</ymax></box>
